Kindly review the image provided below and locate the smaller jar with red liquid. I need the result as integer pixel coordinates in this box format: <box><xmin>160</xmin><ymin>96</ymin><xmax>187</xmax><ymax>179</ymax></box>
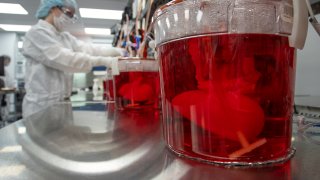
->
<box><xmin>114</xmin><ymin>58</ymin><xmax>160</xmax><ymax>111</ymax></box>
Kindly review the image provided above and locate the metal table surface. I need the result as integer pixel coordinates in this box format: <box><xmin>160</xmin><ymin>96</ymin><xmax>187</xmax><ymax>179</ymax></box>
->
<box><xmin>0</xmin><ymin>101</ymin><xmax>320</xmax><ymax>180</ymax></box>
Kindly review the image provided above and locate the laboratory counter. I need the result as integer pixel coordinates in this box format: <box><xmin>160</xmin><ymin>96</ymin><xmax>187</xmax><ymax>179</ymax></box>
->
<box><xmin>0</xmin><ymin>101</ymin><xmax>319</xmax><ymax>180</ymax></box>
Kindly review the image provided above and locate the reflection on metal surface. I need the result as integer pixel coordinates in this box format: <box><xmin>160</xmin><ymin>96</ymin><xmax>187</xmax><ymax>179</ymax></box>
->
<box><xmin>0</xmin><ymin>146</ymin><xmax>22</xmax><ymax>153</ymax></box>
<box><xmin>158</xmin><ymin>149</ymin><xmax>293</xmax><ymax>180</ymax></box>
<box><xmin>295</xmin><ymin>115</ymin><xmax>320</xmax><ymax>145</ymax></box>
<box><xmin>294</xmin><ymin>115</ymin><xmax>320</xmax><ymax>132</ymax></box>
<box><xmin>14</xmin><ymin>102</ymin><xmax>163</xmax><ymax>177</ymax></box>
<box><xmin>169</xmin><ymin>146</ymin><xmax>296</xmax><ymax>168</ymax></box>
<box><xmin>19</xmin><ymin>133</ymin><xmax>159</xmax><ymax>174</ymax></box>
<box><xmin>152</xmin><ymin>159</ymin><xmax>191</xmax><ymax>180</ymax></box>
<box><xmin>302</xmin><ymin>126</ymin><xmax>320</xmax><ymax>145</ymax></box>
<box><xmin>17</xmin><ymin>126</ymin><xmax>26</xmax><ymax>134</ymax></box>
<box><xmin>72</xmin><ymin>111</ymin><xmax>115</xmax><ymax>134</ymax></box>
<box><xmin>0</xmin><ymin>101</ymin><xmax>320</xmax><ymax>179</ymax></box>
<box><xmin>0</xmin><ymin>165</ymin><xmax>26</xmax><ymax>177</ymax></box>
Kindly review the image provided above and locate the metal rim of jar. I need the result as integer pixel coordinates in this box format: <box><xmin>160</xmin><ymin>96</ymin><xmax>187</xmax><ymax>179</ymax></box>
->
<box><xmin>118</xmin><ymin>57</ymin><xmax>156</xmax><ymax>61</ymax></box>
<box><xmin>152</xmin><ymin>0</ymin><xmax>185</xmax><ymax>27</ymax></box>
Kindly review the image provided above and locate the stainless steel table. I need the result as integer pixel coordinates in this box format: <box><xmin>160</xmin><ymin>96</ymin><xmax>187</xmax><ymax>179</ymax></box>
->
<box><xmin>0</xmin><ymin>102</ymin><xmax>319</xmax><ymax>180</ymax></box>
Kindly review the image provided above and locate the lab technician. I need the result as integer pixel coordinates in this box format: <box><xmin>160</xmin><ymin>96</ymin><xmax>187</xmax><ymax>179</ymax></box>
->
<box><xmin>22</xmin><ymin>0</ymin><xmax>124</xmax><ymax>117</ymax></box>
<box><xmin>0</xmin><ymin>55</ymin><xmax>15</xmax><ymax>88</ymax></box>
<box><xmin>0</xmin><ymin>55</ymin><xmax>16</xmax><ymax>121</ymax></box>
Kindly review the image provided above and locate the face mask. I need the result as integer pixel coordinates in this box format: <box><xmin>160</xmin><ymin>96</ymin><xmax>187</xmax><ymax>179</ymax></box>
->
<box><xmin>53</xmin><ymin>13</ymin><xmax>73</xmax><ymax>32</ymax></box>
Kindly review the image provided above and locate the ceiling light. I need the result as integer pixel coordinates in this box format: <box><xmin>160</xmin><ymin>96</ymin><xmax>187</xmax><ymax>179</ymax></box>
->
<box><xmin>85</xmin><ymin>28</ymin><xmax>111</xmax><ymax>36</ymax></box>
<box><xmin>0</xmin><ymin>3</ymin><xmax>28</xmax><ymax>15</ymax></box>
<box><xmin>0</xmin><ymin>24</ymin><xmax>31</xmax><ymax>32</ymax></box>
<box><xmin>80</xmin><ymin>8</ymin><xmax>123</xmax><ymax>20</ymax></box>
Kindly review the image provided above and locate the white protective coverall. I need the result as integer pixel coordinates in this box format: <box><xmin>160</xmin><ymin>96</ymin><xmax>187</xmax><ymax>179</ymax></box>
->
<box><xmin>22</xmin><ymin>20</ymin><xmax>122</xmax><ymax>117</ymax></box>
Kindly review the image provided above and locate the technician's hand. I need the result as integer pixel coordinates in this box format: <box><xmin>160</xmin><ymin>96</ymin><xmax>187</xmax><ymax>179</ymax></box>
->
<box><xmin>115</xmin><ymin>48</ymin><xmax>128</xmax><ymax>57</ymax></box>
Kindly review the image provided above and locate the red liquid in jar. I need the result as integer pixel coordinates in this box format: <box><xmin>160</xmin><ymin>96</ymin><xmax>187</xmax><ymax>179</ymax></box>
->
<box><xmin>114</xmin><ymin>71</ymin><xmax>160</xmax><ymax>110</ymax></box>
<box><xmin>157</xmin><ymin>34</ymin><xmax>295</xmax><ymax>163</ymax></box>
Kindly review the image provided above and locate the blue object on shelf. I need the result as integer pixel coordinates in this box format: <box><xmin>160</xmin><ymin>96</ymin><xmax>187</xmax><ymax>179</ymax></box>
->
<box><xmin>92</xmin><ymin>66</ymin><xmax>107</xmax><ymax>71</ymax></box>
<box><xmin>135</xmin><ymin>35</ymin><xmax>142</xmax><ymax>50</ymax></box>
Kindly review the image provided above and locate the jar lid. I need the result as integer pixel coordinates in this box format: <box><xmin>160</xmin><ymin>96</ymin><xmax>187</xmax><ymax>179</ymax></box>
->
<box><xmin>154</xmin><ymin>0</ymin><xmax>185</xmax><ymax>19</ymax></box>
<box><xmin>118</xmin><ymin>58</ymin><xmax>159</xmax><ymax>72</ymax></box>
<box><xmin>153</xmin><ymin>0</ymin><xmax>294</xmax><ymax>46</ymax></box>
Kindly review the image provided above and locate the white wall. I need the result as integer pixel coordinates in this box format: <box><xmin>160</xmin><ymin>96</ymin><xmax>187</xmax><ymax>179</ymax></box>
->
<box><xmin>296</xmin><ymin>18</ymin><xmax>320</xmax><ymax>96</ymax></box>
